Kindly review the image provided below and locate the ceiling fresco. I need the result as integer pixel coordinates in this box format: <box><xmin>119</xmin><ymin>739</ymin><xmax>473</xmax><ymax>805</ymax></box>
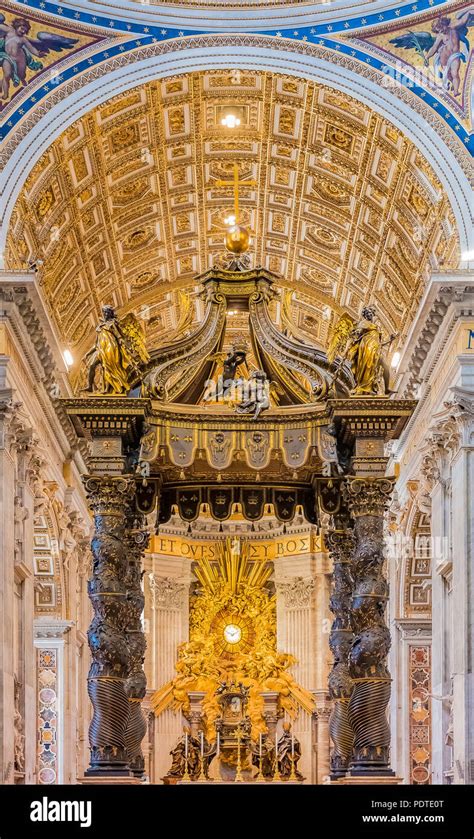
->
<box><xmin>0</xmin><ymin>0</ymin><xmax>472</xmax><ymax>160</ymax></box>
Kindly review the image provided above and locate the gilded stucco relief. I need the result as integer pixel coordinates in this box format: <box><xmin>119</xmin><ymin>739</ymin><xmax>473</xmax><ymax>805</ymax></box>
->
<box><xmin>5</xmin><ymin>71</ymin><xmax>459</xmax><ymax>365</ymax></box>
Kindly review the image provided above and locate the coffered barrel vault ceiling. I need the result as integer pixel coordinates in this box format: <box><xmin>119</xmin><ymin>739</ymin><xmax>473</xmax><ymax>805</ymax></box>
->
<box><xmin>6</xmin><ymin>71</ymin><xmax>458</xmax><ymax>360</ymax></box>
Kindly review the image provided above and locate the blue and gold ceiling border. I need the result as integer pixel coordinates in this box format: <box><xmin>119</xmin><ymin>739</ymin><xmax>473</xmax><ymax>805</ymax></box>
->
<box><xmin>0</xmin><ymin>0</ymin><xmax>472</xmax><ymax>157</ymax></box>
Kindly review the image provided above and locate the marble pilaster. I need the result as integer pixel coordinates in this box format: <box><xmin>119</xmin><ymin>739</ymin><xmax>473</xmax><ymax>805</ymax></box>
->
<box><xmin>34</xmin><ymin>618</ymin><xmax>74</xmax><ymax>784</ymax></box>
<box><xmin>0</xmin><ymin>392</ymin><xmax>22</xmax><ymax>782</ymax></box>
<box><xmin>274</xmin><ymin>550</ymin><xmax>331</xmax><ymax>783</ymax></box>
<box><xmin>145</xmin><ymin>554</ymin><xmax>192</xmax><ymax>783</ymax></box>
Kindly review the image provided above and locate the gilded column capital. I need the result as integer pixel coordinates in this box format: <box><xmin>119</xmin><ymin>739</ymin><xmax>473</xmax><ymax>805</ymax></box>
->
<box><xmin>344</xmin><ymin>477</ymin><xmax>395</xmax><ymax>518</ymax></box>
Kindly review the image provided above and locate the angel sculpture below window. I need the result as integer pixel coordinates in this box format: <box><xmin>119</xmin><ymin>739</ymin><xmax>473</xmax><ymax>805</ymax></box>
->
<box><xmin>328</xmin><ymin>306</ymin><xmax>397</xmax><ymax>396</ymax></box>
<box><xmin>84</xmin><ymin>305</ymin><xmax>149</xmax><ymax>395</ymax></box>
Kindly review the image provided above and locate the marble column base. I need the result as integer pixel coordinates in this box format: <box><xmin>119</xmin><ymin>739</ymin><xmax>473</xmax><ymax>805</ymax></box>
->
<box><xmin>77</xmin><ymin>776</ymin><xmax>143</xmax><ymax>785</ymax></box>
<box><xmin>334</xmin><ymin>775</ymin><xmax>404</xmax><ymax>785</ymax></box>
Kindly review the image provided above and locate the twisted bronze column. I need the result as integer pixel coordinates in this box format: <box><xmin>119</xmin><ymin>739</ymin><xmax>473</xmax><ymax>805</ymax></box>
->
<box><xmin>325</xmin><ymin>524</ymin><xmax>355</xmax><ymax>779</ymax></box>
<box><xmin>124</xmin><ymin>511</ymin><xmax>149</xmax><ymax>777</ymax></box>
<box><xmin>344</xmin><ymin>477</ymin><xmax>395</xmax><ymax>776</ymax></box>
<box><xmin>83</xmin><ymin>476</ymin><xmax>135</xmax><ymax>776</ymax></box>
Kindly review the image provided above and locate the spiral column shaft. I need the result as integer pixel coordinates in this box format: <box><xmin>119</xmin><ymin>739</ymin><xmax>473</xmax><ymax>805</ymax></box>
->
<box><xmin>124</xmin><ymin>512</ymin><xmax>150</xmax><ymax>777</ymax></box>
<box><xmin>83</xmin><ymin>475</ymin><xmax>135</xmax><ymax>776</ymax></box>
<box><xmin>325</xmin><ymin>527</ymin><xmax>355</xmax><ymax>778</ymax></box>
<box><xmin>344</xmin><ymin>477</ymin><xmax>395</xmax><ymax>776</ymax></box>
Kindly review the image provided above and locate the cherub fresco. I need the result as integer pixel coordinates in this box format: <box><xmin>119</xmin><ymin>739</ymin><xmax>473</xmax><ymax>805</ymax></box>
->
<box><xmin>390</xmin><ymin>8</ymin><xmax>474</xmax><ymax>97</ymax></box>
<box><xmin>0</xmin><ymin>14</ymin><xmax>78</xmax><ymax>101</ymax></box>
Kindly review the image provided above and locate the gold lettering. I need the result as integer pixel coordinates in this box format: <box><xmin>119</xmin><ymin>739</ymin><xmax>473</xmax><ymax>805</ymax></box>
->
<box><xmin>148</xmin><ymin>531</ymin><xmax>323</xmax><ymax>560</ymax></box>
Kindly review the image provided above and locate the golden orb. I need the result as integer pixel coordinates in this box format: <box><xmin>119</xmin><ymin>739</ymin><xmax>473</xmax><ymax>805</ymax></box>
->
<box><xmin>225</xmin><ymin>224</ymin><xmax>250</xmax><ymax>254</ymax></box>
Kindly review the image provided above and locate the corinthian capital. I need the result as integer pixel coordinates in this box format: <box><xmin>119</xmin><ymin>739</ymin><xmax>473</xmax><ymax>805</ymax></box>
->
<box><xmin>434</xmin><ymin>387</ymin><xmax>474</xmax><ymax>449</ymax></box>
<box><xmin>0</xmin><ymin>391</ymin><xmax>24</xmax><ymax>450</ymax></box>
<box><xmin>344</xmin><ymin>477</ymin><xmax>395</xmax><ymax>518</ymax></box>
<box><xmin>324</xmin><ymin>529</ymin><xmax>355</xmax><ymax>563</ymax></box>
<box><xmin>148</xmin><ymin>575</ymin><xmax>187</xmax><ymax>609</ymax></box>
<box><xmin>82</xmin><ymin>475</ymin><xmax>136</xmax><ymax>518</ymax></box>
<box><xmin>276</xmin><ymin>576</ymin><xmax>315</xmax><ymax>608</ymax></box>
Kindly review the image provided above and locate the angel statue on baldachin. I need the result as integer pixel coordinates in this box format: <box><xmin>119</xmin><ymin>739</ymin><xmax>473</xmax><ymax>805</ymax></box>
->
<box><xmin>328</xmin><ymin>306</ymin><xmax>397</xmax><ymax>396</ymax></box>
<box><xmin>84</xmin><ymin>305</ymin><xmax>149</xmax><ymax>395</ymax></box>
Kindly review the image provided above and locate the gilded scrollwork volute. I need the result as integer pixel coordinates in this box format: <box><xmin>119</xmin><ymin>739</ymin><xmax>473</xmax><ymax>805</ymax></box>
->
<box><xmin>249</xmin><ymin>290</ymin><xmax>352</xmax><ymax>401</ymax></box>
<box><xmin>143</xmin><ymin>292</ymin><xmax>227</xmax><ymax>401</ymax></box>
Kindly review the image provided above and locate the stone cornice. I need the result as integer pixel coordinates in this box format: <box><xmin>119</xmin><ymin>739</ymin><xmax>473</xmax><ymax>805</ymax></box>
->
<box><xmin>395</xmin><ymin>618</ymin><xmax>431</xmax><ymax>641</ymax></box>
<box><xmin>158</xmin><ymin>520</ymin><xmax>318</xmax><ymax>539</ymax></box>
<box><xmin>0</xmin><ymin>273</ymin><xmax>88</xmax><ymax>469</ymax></box>
<box><xmin>398</xmin><ymin>273</ymin><xmax>474</xmax><ymax>399</ymax></box>
<box><xmin>34</xmin><ymin>617</ymin><xmax>74</xmax><ymax>639</ymax></box>
<box><xmin>393</xmin><ymin>273</ymin><xmax>474</xmax><ymax>459</ymax></box>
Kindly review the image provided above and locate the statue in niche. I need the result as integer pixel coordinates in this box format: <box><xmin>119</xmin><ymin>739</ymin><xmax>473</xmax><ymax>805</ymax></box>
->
<box><xmin>328</xmin><ymin>306</ymin><xmax>397</xmax><ymax>396</ymax></box>
<box><xmin>83</xmin><ymin>305</ymin><xmax>149</xmax><ymax>395</ymax></box>
<box><xmin>57</xmin><ymin>507</ymin><xmax>77</xmax><ymax>571</ymax></box>
<box><xmin>14</xmin><ymin>495</ymin><xmax>28</xmax><ymax>564</ymax></box>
